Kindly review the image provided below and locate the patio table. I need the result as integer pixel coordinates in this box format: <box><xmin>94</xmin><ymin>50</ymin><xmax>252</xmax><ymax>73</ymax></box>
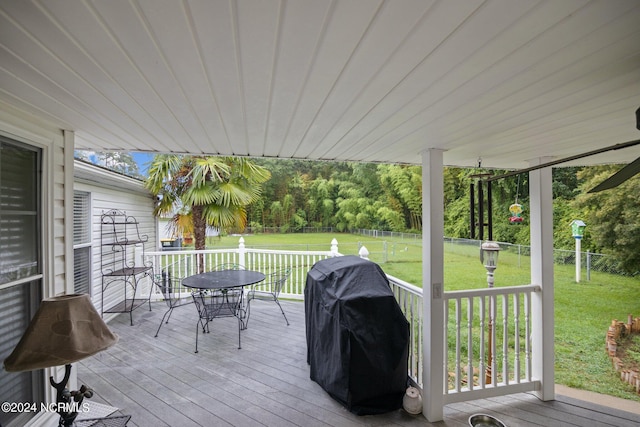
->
<box><xmin>182</xmin><ymin>269</ymin><xmax>266</xmax><ymax>292</ymax></box>
<box><xmin>182</xmin><ymin>269</ymin><xmax>265</xmax><ymax>350</ymax></box>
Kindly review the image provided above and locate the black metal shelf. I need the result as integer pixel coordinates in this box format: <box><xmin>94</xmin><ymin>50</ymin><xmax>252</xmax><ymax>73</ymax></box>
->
<box><xmin>100</xmin><ymin>210</ymin><xmax>152</xmax><ymax>325</ymax></box>
<box><xmin>103</xmin><ymin>266</ymin><xmax>153</xmax><ymax>277</ymax></box>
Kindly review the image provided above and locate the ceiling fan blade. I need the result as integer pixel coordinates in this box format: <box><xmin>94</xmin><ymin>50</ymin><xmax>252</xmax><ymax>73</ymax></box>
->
<box><xmin>588</xmin><ymin>156</ymin><xmax>640</xmax><ymax>193</ymax></box>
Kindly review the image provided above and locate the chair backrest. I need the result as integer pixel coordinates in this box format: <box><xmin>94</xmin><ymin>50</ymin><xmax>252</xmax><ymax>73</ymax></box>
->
<box><xmin>155</xmin><ymin>269</ymin><xmax>191</xmax><ymax>308</ymax></box>
<box><xmin>191</xmin><ymin>290</ymin><xmax>208</xmax><ymax>317</ymax></box>
<box><xmin>212</xmin><ymin>263</ymin><xmax>244</xmax><ymax>271</ymax></box>
<box><xmin>156</xmin><ymin>271</ymin><xmax>178</xmax><ymax>300</ymax></box>
<box><xmin>267</xmin><ymin>267</ymin><xmax>291</xmax><ymax>295</ymax></box>
<box><xmin>191</xmin><ymin>289</ymin><xmax>240</xmax><ymax>319</ymax></box>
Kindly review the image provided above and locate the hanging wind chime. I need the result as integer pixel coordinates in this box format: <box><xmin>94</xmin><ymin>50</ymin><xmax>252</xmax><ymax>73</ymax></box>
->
<box><xmin>509</xmin><ymin>175</ymin><xmax>524</xmax><ymax>224</ymax></box>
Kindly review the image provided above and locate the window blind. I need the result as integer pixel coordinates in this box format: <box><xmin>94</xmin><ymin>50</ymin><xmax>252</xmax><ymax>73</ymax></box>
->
<box><xmin>0</xmin><ymin>137</ymin><xmax>42</xmax><ymax>427</ymax></box>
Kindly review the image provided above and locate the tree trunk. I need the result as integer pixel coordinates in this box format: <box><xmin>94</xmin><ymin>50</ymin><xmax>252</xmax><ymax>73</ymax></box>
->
<box><xmin>192</xmin><ymin>205</ymin><xmax>207</xmax><ymax>273</ymax></box>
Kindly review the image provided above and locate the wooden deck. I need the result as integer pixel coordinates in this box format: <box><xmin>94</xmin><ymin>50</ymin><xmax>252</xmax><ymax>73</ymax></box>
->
<box><xmin>78</xmin><ymin>300</ymin><xmax>640</xmax><ymax>427</ymax></box>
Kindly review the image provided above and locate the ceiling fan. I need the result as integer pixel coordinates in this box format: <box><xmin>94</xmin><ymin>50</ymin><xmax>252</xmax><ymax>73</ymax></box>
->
<box><xmin>587</xmin><ymin>106</ymin><xmax>640</xmax><ymax>193</ymax></box>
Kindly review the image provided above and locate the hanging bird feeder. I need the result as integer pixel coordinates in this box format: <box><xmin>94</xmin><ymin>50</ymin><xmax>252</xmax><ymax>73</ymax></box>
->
<box><xmin>509</xmin><ymin>203</ymin><xmax>523</xmax><ymax>224</ymax></box>
<box><xmin>509</xmin><ymin>175</ymin><xmax>524</xmax><ymax>224</ymax></box>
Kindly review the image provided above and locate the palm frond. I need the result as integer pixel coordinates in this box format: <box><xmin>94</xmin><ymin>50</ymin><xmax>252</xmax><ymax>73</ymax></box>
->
<box><xmin>144</xmin><ymin>154</ymin><xmax>184</xmax><ymax>193</ymax></box>
<box><xmin>190</xmin><ymin>157</ymin><xmax>229</xmax><ymax>185</ymax></box>
<box><xmin>216</xmin><ymin>182</ymin><xmax>254</xmax><ymax>206</ymax></box>
<box><xmin>203</xmin><ymin>204</ymin><xmax>246</xmax><ymax>229</ymax></box>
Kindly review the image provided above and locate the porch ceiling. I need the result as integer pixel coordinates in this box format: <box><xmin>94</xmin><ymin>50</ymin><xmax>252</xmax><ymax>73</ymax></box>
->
<box><xmin>1</xmin><ymin>1</ymin><xmax>639</xmax><ymax>169</ymax></box>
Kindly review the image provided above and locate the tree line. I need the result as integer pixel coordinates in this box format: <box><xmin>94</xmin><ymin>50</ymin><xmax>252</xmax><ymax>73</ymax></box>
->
<box><xmin>249</xmin><ymin>158</ymin><xmax>638</xmax><ymax>275</ymax></box>
<box><xmin>76</xmin><ymin>151</ymin><xmax>639</xmax><ymax>275</ymax></box>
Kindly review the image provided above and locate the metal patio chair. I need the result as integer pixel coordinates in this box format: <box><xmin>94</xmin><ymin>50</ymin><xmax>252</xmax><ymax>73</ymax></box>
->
<box><xmin>245</xmin><ymin>267</ymin><xmax>291</xmax><ymax>327</ymax></box>
<box><xmin>192</xmin><ymin>284</ymin><xmax>243</xmax><ymax>352</ymax></box>
<box><xmin>211</xmin><ymin>263</ymin><xmax>248</xmax><ymax>327</ymax></box>
<box><xmin>212</xmin><ymin>263</ymin><xmax>244</xmax><ymax>271</ymax></box>
<box><xmin>153</xmin><ymin>270</ymin><xmax>193</xmax><ymax>337</ymax></box>
<box><xmin>190</xmin><ymin>261</ymin><xmax>246</xmax><ymax>352</ymax></box>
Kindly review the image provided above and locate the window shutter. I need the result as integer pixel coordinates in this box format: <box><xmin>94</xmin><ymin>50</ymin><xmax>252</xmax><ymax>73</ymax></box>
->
<box><xmin>74</xmin><ymin>191</ymin><xmax>91</xmax><ymax>244</ymax></box>
<box><xmin>73</xmin><ymin>191</ymin><xmax>92</xmax><ymax>295</ymax></box>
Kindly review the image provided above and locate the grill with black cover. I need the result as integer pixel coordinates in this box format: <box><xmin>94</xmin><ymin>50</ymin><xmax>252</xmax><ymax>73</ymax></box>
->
<box><xmin>305</xmin><ymin>256</ymin><xmax>410</xmax><ymax>415</ymax></box>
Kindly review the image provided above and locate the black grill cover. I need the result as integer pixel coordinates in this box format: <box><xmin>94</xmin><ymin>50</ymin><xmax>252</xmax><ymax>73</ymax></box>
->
<box><xmin>304</xmin><ymin>256</ymin><xmax>409</xmax><ymax>415</ymax></box>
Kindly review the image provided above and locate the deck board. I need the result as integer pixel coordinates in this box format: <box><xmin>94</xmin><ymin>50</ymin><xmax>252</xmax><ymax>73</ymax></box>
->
<box><xmin>78</xmin><ymin>299</ymin><xmax>640</xmax><ymax>427</ymax></box>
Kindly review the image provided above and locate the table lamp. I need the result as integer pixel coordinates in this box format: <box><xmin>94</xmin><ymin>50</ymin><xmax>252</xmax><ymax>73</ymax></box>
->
<box><xmin>3</xmin><ymin>294</ymin><xmax>118</xmax><ymax>427</ymax></box>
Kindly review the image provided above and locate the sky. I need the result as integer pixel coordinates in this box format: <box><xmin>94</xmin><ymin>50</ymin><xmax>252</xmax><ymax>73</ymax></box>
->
<box><xmin>131</xmin><ymin>152</ymin><xmax>154</xmax><ymax>176</ymax></box>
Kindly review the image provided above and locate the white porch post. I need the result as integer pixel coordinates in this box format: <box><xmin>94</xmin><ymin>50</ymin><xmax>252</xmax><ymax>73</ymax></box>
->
<box><xmin>529</xmin><ymin>159</ymin><xmax>555</xmax><ymax>400</ymax></box>
<box><xmin>330</xmin><ymin>238</ymin><xmax>339</xmax><ymax>256</ymax></box>
<box><xmin>238</xmin><ymin>237</ymin><xmax>246</xmax><ymax>268</ymax></box>
<box><xmin>422</xmin><ymin>149</ymin><xmax>445</xmax><ymax>421</ymax></box>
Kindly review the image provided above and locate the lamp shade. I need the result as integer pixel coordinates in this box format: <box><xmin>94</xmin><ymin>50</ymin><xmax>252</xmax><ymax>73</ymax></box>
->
<box><xmin>3</xmin><ymin>294</ymin><xmax>118</xmax><ymax>372</ymax></box>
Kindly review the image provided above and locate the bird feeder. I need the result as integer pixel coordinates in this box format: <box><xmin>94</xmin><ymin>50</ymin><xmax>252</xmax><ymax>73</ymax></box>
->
<box><xmin>509</xmin><ymin>203</ymin><xmax>523</xmax><ymax>224</ymax></box>
<box><xmin>571</xmin><ymin>219</ymin><xmax>586</xmax><ymax>239</ymax></box>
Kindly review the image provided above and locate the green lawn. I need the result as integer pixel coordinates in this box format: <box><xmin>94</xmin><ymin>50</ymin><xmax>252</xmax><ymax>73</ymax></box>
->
<box><xmin>206</xmin><ymin>232</ymin><xmax>640</xmax><ymax>401</ymax></box>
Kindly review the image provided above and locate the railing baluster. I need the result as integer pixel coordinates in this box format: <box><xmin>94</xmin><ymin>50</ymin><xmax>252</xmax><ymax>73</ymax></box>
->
<box><xmin>513</xmin><ymin>292</ymin><xmax>521</xmax><ymax>383</ymax></box>
<box><xmin>490</xmin><ymin>293</ymin><xmax>497</xmax><ymax>387</ymax></box>
<box><xmin>525</xmin><ymin>291</ymin><xmax>532</xmax><ymax>381</ymax></box>
<box><xmin>502</xmin><ymin>293</ymin><xmax>509</xmax><ymax>386</ymax></box>
<box><xmin>479</xmin><ymin>295</ymin><xmax>486</xmax><ymax>390</ymax></box>
<box><xmin>455</xmin><ymin>298</ymin><xmax>462</xmax><ymax>392</ymax></box>
<box><xmin>467</xmin><ymin>296</ymin><xmax>474</xmax><ymax>391</ymax></box>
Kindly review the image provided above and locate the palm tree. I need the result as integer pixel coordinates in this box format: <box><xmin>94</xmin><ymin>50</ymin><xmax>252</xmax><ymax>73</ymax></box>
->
<box><xmin>145</xmin><ymin>155</ymin><xmax>270</xmax><ymax>269</ymax></box>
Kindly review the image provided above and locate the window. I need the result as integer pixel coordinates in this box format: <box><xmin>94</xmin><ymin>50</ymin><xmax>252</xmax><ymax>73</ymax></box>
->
<box><xmin>73</xmin><ymin>191</ymin><xmax>92</xmax><ymax>295</ymax></box>
<box><xmin>0</xmin><ymin>137</ymin><xmax>43</xmax><ymax>427</ymax></box>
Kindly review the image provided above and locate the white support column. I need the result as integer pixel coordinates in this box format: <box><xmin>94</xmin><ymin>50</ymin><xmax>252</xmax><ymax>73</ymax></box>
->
<box><xmin>529</xmin><ymin>159</ymin><xmax>555</xmax><ymax>401</ymax></box>
<box><xmin>422</xmin><ymin>149</ymin><xmax>445</xmax><ymax>421</ymax></box>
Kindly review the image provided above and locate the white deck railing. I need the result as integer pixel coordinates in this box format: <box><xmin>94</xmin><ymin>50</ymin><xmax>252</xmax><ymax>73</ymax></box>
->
<box><xmin>142</xmin><ymin>240</ymin><xmax>540</xmax><ymax>403</ymax></box>
<box><xmin>443</xmin><ymin>284</ymin><xmax>541</xmax><ymax>403</ymax></box>
<box><xmin>144</xmin><ymin>240</ymin><xmax>336</xmax><ymax>298</ymax></box>
<box><xmin>388</xmin><ymin>275</ymin><xmax>424</xmax><ymax>388</ymax></box>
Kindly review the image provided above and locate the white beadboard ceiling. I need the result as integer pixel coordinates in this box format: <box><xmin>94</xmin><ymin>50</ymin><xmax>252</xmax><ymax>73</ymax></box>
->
<box><xmin>1</xmin><ymin>0</ymin><xmax>639</xmax><ymax>169</ymax></box>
